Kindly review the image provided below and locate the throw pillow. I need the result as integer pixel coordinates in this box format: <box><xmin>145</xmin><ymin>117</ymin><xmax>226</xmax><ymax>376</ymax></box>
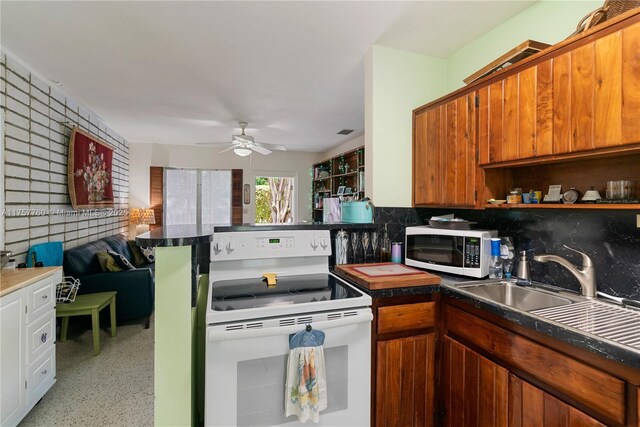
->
<box><xmin>127</xmin><ymin>240</ymin><xmax>146</xmax><ymax>266</ymax></box>
<box><xmin>139</xmin><ymin>246</ymin><xmax>155</xmax><ymax>263</ymax></box>
<box><xmin>96</xmin><ymin>252</ymin><xmax>123</xmax><ymax>272</ymax></box>
<box><xmin>107</xmin><ymin>250</ymin><xmax>136</xmax><ymax>270</ymax></box>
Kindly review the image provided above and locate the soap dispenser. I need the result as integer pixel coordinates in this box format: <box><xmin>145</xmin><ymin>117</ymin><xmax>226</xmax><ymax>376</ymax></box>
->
<box><xmin>516</xmin><ymin>250</ymin><xmax>531</xmax><ymax>284</ymax></box>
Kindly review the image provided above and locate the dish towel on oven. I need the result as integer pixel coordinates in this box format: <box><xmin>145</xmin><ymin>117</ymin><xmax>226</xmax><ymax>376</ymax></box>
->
<box><xmin>285</xmin><ymin>328</ymin><xmax>327</xmax><ymax>423</ymax></box>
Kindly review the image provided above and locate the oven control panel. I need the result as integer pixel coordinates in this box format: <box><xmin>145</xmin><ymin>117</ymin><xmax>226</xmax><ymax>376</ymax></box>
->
<box><xmin>255</xmin><ymin>236</ymin><xmax>294</xmax><ymax>249</ymax></box>
<box><xmin>211</xmin><ymin>230</ymin><xmax>331</xmax><ymax>261</ymax></box>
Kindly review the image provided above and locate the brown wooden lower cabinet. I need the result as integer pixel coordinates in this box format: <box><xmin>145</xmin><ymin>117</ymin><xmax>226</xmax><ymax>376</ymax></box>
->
<box><xmin>443</xmin><ymin>336</ymin><xmax>509</xmax><ymax>427</ymax></box>
<box><xmin>370</xmin><ymin>293</ymin><xmax>640</xmax><ymax>426</ymax></box>
<box><xmin>372</xmin><ymin>297</ymin><xmax>437</xmax><ymax>427</ymax></box>
<box><xmin>509</xmin><ymin>374</ymin><xmax>605</xmax><ymax>427</ymax></box>
<box><xmin>444</xmin><ymin>303</ymin><xmax>626</xmax><ymax>424</ymax></box>
<box><xmin>441</xmin><ymin>298</ymin><xmax>640</xmax><ymax>426</ymax></box>
<box><xmin>376</xmin><ymin>333</ymin><xmax>435</xmax><ymax>427</ymax></box>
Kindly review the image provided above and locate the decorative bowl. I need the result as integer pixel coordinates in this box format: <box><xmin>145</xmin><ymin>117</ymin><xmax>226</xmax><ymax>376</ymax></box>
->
<box><xmin>488</xmin><ymin>199</ymin><xmax>507</xmax><ymax>205</ymax></box>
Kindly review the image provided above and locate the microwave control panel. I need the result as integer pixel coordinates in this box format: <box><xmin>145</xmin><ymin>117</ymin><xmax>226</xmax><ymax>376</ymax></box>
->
<box><xmin>464</xmin><ymin>237</ymin><xmax>481</xmax><ymax>268</ymax></box>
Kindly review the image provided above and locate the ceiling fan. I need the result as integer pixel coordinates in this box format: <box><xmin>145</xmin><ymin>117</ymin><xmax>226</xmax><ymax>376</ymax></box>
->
<box><xmin>198</xmin><ymin>122</ymin><xmax>286</xmax><ymax>156</ymax></box>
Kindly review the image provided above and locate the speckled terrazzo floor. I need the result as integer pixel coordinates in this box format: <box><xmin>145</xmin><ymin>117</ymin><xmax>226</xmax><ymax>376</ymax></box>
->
<box><xmin>19</xmin><ymin>317</ymin><xmax>154</xmax><ymax>427</ymax></box>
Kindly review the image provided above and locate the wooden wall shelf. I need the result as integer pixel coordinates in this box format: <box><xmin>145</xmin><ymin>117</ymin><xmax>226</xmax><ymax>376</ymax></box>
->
<box><xmin>311</xmin><ymin>146</ymin><xmax>365</xmax><ymax>221</ymax></box>
<box><xmin>485</xmin><ymin>203</ymin><xmax>640</xmax><ymax>210</ymax></box>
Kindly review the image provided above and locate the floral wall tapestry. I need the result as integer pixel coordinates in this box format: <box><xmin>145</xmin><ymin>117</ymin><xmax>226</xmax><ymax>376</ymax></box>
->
<box><xmin>68</xmin><ymin>127</ymin><xmax>114</xmax><ymax>209</ymax></box>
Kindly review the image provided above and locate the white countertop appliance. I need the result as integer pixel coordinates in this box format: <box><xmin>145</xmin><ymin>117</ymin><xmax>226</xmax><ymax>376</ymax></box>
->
<box><xmin>206</xmin><ymin>230</ymin><xmax>372</xmax><ymax>427</ymax></box>
<box><xmin>405</xmin><ymin>226</ymin><xmax>498</xmax><ymax>278</ymax></box>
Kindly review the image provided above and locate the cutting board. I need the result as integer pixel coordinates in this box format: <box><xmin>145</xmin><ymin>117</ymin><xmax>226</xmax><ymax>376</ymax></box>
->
<box><xmin>335</xmin><ymin>263</ymin><xmax>440</xmax><ymax>290</ymax></box>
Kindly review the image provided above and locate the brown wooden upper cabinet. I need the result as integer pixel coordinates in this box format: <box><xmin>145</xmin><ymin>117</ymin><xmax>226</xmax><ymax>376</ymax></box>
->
<box><xmin>413</xmin><ymin>93</ymin><xmax>477</xmax><ymax>207</ymax></box>
<box><xmin>478</xmin><ymin>19</ymin><xmax>640</xmax><ymax>165</ymax></box>
<box><xmin>477</xmin><ymin>62</ymin><xmax>553</xmax><ymax>163</ymax></box>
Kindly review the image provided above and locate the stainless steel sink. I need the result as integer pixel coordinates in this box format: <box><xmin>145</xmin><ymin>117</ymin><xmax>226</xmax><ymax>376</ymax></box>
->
<box><xmin>448</xmin><ymin>279</ymin><xmax>640</xmax><ymax>354</ymax></box>
<box><xmin>454</xmin><ymin>280</ymin><xmax>579</xmax><ymax>312</ymax></box>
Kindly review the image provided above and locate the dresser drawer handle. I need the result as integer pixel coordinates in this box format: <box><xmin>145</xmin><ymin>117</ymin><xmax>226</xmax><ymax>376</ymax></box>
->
<box><xmin>41</xmin><ymin>332</ymin><xmax>48</xmax><ymax>343</ymax></box>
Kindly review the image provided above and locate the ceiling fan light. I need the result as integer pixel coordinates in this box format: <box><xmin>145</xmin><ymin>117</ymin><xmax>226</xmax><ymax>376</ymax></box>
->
<box><xmin>234</xmin><ymin>147</ymin><xmax>252</xmax><ymax>157</ymax></box>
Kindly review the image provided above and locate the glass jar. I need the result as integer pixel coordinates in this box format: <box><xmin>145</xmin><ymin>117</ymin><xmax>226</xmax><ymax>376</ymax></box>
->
<box><xmin>507</xmin><ymin>189</ymin><xmax>522</xmax><ymax>204</ymax></box>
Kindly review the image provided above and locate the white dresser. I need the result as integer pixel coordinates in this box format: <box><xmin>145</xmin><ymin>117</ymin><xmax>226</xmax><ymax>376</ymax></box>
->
<box><xmin>1</xmin><ymin>267</ymin><xmax>61</xmax><ymax>427</ymax></box>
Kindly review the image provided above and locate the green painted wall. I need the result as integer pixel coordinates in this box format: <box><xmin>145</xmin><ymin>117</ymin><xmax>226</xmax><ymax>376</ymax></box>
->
<box><xmin>365</xmin><ymin>45</ymin><xmax>446</xmax><ymax>207</ymax></box>
<box><xmin>154</xmin><ymin>246</ymin><xmax>192</xmax><ymax>426</ymax></box>
<box><xmin>445</xmin><ymin>0</ymin><xmax>601</xmax><ymax>92</ymax></box>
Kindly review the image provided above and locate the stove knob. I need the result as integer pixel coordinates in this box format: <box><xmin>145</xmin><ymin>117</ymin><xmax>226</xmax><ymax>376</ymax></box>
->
<box><xmin>320</xmin><ymin>238</ymin><xmax>328</xmax><ymax>250</ymax></box>
<box><xmin>213</xmin><ymin>242</ymin><xmax>222</xmax><ymax>255</ymax></box>
<box><xmin>310</xmin><ymin>239</ymin><xmax>318</xmax><ymax>250</ymax></box>
<box><xmin>226</xmin><ymin>241</ymin><xmax>235</xmax><ymax>253</ymax></box>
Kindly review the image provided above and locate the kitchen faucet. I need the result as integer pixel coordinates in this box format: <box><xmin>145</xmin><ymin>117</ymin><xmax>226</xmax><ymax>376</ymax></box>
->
<box><xmin>533</xmin><ymin>245</ymin><xmax>597</xmax><ymax>298</ymax></box>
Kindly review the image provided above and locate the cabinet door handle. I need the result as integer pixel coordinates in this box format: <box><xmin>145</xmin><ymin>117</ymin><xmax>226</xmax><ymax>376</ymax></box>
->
<box><xmin>41</xmin><ymin>332</ymin><xmax>47</xmax><ymax>343</ymax></box>
<box><xmin>41</xmin><ymin>369</ymin><xmax>48</xmax><ymax>376</ymax></box>
<box><xmin>41</xmin><ymin>294</ymin><xmax>48</xmax><ymax>300</ymax></box>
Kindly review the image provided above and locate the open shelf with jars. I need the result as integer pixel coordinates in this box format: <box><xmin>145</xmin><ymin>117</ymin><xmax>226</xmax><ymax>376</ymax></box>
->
<box><xmin>481</xmin><ymin>153</ymin><xmax>639</xmax><ymax>210</ymax></box>
<box><xmin>312</xmin><ymin>146</ymin><xmax>365</xmax><ymax>222</ymax></box>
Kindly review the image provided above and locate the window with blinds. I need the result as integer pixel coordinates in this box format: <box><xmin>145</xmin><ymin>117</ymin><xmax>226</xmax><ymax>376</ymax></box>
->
<box><xmin>163</xmin><ymin>169</ymin><xmax>232</xmax><ymax>226</ymax></box>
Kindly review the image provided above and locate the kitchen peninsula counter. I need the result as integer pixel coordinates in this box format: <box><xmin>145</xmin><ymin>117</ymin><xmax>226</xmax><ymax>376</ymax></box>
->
<box><xmin>136</xmin><ymin>224</ymin><xmax>216</xmax><ymax>247</ymax></box>
<box><xmin>136</xmin><ymin>225</ymin><xmax>215</xmax><ymax>427</ymax></box>
<box><xmin>213</xmin><ymin>222</ymin><xmax>377</xmax><ymax>232</ymax></box>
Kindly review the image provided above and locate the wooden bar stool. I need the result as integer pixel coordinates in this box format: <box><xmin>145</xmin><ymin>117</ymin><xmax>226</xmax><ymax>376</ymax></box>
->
<box><xmin>56</xmin><ymin>291</ymin><xmax>117</xmax><ymax>356</ymax></box>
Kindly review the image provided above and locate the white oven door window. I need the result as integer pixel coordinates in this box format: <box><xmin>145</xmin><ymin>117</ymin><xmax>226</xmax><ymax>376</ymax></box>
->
<box><xmin>205</xmin><ymin>314</ymin><xmax>371</xmax><ymax>427</ymax></box>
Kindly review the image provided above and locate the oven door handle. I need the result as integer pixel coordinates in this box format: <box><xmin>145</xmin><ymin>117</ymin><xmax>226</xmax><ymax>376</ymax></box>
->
<box><xmin>207</xmin><ymin>311</ymin><xmax>373</xmax><ymax>341</ymax></box>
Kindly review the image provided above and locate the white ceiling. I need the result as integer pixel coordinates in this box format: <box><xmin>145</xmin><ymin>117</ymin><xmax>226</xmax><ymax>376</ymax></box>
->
<box><xmin>1</xmin><ymin>1</ymin><xmax>534</xmax><ymax>152</ymax></box>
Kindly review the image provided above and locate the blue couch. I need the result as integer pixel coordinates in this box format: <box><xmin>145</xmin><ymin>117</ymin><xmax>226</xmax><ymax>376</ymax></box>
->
<box><xmin>63</xmin><ymin>234</ymin><xmax>154</xmax><ymax>327</ymax></box>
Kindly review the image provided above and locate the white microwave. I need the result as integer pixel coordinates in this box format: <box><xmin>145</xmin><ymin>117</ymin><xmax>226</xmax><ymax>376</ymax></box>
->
<box><xmin>404</xmin><ymin>226</ymin><xmax>498</xmax><ymax>278</ymax></box>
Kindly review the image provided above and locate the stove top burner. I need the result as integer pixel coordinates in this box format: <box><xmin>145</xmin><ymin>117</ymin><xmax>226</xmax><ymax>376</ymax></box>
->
<box><xmin>211</xmin><ymin>274</ymin><xmax>360</xmax><ymax>311</ymax></box>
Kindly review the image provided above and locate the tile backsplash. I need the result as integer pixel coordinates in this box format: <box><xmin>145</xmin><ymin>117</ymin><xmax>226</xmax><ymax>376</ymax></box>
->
<box><xmin>375</xmin><ymin>207</ymin><xmax>640</xmax><ymax>299</ymax></box>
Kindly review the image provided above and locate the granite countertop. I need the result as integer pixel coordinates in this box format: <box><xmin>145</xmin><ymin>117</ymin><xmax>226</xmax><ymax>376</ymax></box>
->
<box><xmin>136</xmin><ymin>225</ymin><xmax>216</xmax><ymax>247</ymax></box>
<box><xmin>336</xmin><ymin>266</ymin><xmax>640</xmax><ymax>370</ymax></box>
<box><xmin>441</xmin><ymin>284</ymin><xmax>640</xmax><ymax>370</ymax></box>
<box><xmin>214</xmin><ymin>222</ymin><xmax>378</xmax><ymax>232</ymax></box>
<box><xmin>354</xmin><ymin>282</ymin><xmax>440</xmax><ymax>298</ymax></box>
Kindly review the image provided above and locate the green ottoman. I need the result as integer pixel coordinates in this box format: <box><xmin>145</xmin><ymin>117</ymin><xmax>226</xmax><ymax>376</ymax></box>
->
<box><xmin>56</xmin><ymin>291</ymin><xmax>117</xmax><ymax>356</ymax></box>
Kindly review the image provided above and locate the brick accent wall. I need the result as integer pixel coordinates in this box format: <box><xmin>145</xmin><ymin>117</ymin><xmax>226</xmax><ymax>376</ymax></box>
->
<box><xmin>1</xmin><ymin>51</ymin><xmax>129</xmax><ymax>263</ymax></box>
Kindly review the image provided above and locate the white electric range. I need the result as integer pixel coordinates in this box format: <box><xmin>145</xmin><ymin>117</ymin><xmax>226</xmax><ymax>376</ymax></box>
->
<box><xmin>206</xmin><ymin>229</ymin><xmax>372</xmax><ymax>427</ymax></box>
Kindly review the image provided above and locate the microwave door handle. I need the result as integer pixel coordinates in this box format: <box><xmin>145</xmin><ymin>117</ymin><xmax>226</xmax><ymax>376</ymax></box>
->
<box><xmin>207</xmin><ymin>310</ymin><xmax>373</xmax><ymax>342</ymax></box>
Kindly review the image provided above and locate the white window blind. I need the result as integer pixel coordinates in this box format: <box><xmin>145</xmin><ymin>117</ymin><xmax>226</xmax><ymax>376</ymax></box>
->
<box><xmin>202</xmin><ymin>170</ymin><xmax>231</xmax><ymax>225</ymax></box>
<box><xmin>164</xmin><ymin>169</ymin><xmax>231</xmax><ymax>226</ymax></box>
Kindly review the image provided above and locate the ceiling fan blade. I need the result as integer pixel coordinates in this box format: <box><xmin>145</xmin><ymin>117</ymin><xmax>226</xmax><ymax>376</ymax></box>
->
<box><xmin>196</xmin><ymin>142</ymin><xmax>234</xmax><ymax>147</ymax></box>
<box><xmin>254</xmin><ymin>141</ymin><xmax>286</xmax><ymax>151</ymax></box>
<box><xmin>250</xmin><ymin>145</ymin><xmax>272</xmax><ymax>155</ymax></box>
<box><xmin>218</xmin><ymin>146</ymin><xmax>236</xmax><ymax>154</ymax></box>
